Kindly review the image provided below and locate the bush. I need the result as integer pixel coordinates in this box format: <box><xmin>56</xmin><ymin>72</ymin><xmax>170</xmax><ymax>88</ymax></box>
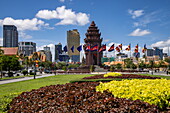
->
<box><xmin>8</xmin><ymin>72</ymin><xmax>13</xmax><ymax>77</ymax></box>
<box><xmin>110</xmin><ymin>65</ymin><xmax>115</xmax><ymax>71</ymax></box>
<box><xmin>62</xmin><ymin>66</ymin><xmax>67</xmax><ymax>71</ymax></box>
<box><xmin>8</xmin><ymin>82</ymin><xmax>159</xmax><ymax>112</ymax></box>
<box><xmin>90</xmin><ymin>65</ymin><xmax>94</xmax><ymax>72</ymax></box>
<box><xmin>103</xmin><ymin>72</ymin><xmax>122</xmax><ymax>77</ymax></box>
<box><xmin>22</xmin><ymin>70</ymin><xmax>28</xmax><ymax>76</ymax></box>
<box><xmin>29</xmin><ymin>72</ymin><xmax>35</xmax><ymax>75</ymax></box>
<box><xmin>96</xmin><ymin>79</ymin><xmax>170</xmax><ymax>109</ymax></box>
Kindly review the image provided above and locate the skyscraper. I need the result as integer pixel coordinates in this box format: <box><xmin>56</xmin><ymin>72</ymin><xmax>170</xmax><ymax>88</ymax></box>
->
<box><xmin>44</xmin><ymin>46</ymin><xmax>52</xmax><ymax>62</ymax></box>
<box><xmin>55</xmin><ymin>43</ymin><xmax>62</xmax><ymax>62</ymax></box>
<box><xmin>67</xmin><ymin>29</ymin><xmax>80</xmax><ymax>62</ymax></box>
<box><xmin>3</xmin><ymin>25</ymin><xmax>18</xmax><ymax>47</ymax></box>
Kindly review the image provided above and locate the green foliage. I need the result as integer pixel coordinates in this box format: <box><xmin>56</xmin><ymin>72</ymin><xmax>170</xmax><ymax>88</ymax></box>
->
<box><xmin>0</xmin><ymin>55</ymin><xmax>21</xmax><ymax>72</ymax></box>
<box><xmin>67</xmin><ymin>64</ymin><xmax>80</xmax><ymax>69</ymax></box>
<box><xmin>110</xmin><ymin>65</ymin><xmax>115</xmax><ymax>71</ymax></box>
<box><xmin>96</xmin><ymin>79</ymin><xmax>170</xmax><ymax>109</ymax></box>
<box><xmin>115</xmin><ymin>63</ymin><xmax>122</xmax><ymax>69</ymax></box>
<box><xmin>131</xmin><ymin>63</ymin><xmax>137</xmax><ymax>69</ymax></box>
<box><xmin>22</xmin><ymin>70</ymin><xmax>28</xmax><ymax>76</ymax></box>
<box><xmin>139</xmin><ymin>61</ymin><xmax>146</xmax><ymax>69</ymax></box>
<box><xmin>56</xmin><ymin>62</ymin><xmax>67</xmax><ymax>69</ymax></box>
<box><xmin>124</xmin><ymin>58</ymin><xmax>133</xmax><ymax>68</ymax></box>
<box><xmin>0</xmin><ymin>92</ymin><xmax>21</xmax><ymax>112</ymax></box>
<box><xmin>62</xmin><ymin>66</ymin><xmax>67</xmax><ymax>71</ymax></box>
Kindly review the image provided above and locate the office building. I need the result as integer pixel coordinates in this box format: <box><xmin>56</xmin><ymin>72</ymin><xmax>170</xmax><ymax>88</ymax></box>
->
<box><xmin>67</xmin><ymin>29</ymin><xmax>80</xmax><ymax>62</ymax></box>
<box><xmin>18</xmin><ymin>42</ymin><xmax>36</xmax><ymax>56</ymax></box>
<box><xmin>43</xmin><ymin>46</ymin><xmax>52</xmax><ymax>62</ymax></box>
<box><xmin>3</xmin><ymin>25</ymin><xmax>18</xmax><ymax>47</ymax></box>
<box><xmin>55</xmin><ymin>43</ymin><xmax>62</xmax><ymax>62</ymax></box>
<box><xmin>146</xmin><ymin>47</ymin><xmax>163</xmax><ymax>59</ymax></box>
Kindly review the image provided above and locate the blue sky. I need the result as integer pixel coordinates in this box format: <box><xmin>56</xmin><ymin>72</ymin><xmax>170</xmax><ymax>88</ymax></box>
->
<box><xmin>0</xmin><ymin>0</ymin><xmax>170</xmax><ymax>59</ymax></box>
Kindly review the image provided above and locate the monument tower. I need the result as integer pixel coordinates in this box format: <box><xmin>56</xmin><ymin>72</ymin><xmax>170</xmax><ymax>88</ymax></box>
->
<box><xmin>84</xmin><ymin>21</ymin><xmax>103</xmax><ymax>65</ymax></box>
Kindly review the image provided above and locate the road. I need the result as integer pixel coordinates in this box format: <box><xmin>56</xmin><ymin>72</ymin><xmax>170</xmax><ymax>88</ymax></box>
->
<box><xmin>0</xmin><ymin>74</ymin><xmax>55</xmax><ymax>85</ymax></box>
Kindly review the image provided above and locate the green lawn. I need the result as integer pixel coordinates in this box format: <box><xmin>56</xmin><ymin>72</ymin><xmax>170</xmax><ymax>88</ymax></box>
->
<box><xmin>0</xmin><ymin>74</ymin><xmax>93</xmax><ymax>113</ymax></box>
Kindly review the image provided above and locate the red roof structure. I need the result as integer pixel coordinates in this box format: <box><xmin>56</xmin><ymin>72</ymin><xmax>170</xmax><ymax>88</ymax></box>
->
<box><xmin>0</xmin><ymin>47</ymin><xmax>18</xmax><ymax>56</ymax></box>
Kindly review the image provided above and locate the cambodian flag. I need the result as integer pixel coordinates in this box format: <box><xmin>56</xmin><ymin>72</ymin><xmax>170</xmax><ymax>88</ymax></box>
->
<box><xmin>86</xmin><ymin>45</ymin><xmax>91</xmax><ymax>51</ymax></box>
<box><xmin>108</xmin><ymin>44</ymin><xmax>114</xmax><ymax>52</ymax></box>
<box><xmin>99</xmin><ymin>44</ymin><xmax>106</xmax><ymax>52</ymax></box>
<box><xmin>91</xmin><ymin>44</ymin><xmax>98</xmax><ymax>51</ymax></box>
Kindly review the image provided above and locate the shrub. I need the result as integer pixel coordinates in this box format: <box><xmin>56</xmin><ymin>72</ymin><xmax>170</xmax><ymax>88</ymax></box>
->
<box><xmin>8</xmin><ymin>82</ymin><xmax>159</xmax><ymax>112</ymax></box>
<box><xmin>22</xmin><ymin>70</ymin><xmax>28</xmax><ymax>76</ymax></box>
<box><xmin>104</xmin><ymin>72</ymin><xmax>122</xmax><ymax>77</ymax></box>
<box><xmin>110</xmin><ymin>65</ymin><xmax>115</xmax><ymax>71</ymax></box>
<box><xmin>96</xmin><ymin>79</ymin><xmax>170</xmax><ymax>109</ymax></box>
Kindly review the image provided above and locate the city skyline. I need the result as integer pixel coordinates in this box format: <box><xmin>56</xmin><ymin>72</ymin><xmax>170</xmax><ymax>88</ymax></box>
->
<box><xmin>0</xmin><ymin>0</ymin><xmax>170</xmax><ymax>61</ymax></box>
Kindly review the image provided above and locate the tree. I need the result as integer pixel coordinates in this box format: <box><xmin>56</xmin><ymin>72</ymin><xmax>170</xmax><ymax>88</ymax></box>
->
<box><xmin>124</xmin><ymin>58</ymin><xmax>133</xmax><ymax>69</ymax></box>
<box><xmin>0</xmin><ymin>48</ymin><xmax>4</xmax><ymax>78</ymax></box>
<box><xmin>139</xmin><ymin>61</ymin><xmax>146</xmax><ymax>70</ymax></box>
<box><xmin>1</xmin><ymin>55</ymin><xmax>21</xmax><ymax>76</ymax></box>
<box><xmin>115</xmin><ymin>63</ymin><xmax>122</xmax><ymax>69</ymax></box>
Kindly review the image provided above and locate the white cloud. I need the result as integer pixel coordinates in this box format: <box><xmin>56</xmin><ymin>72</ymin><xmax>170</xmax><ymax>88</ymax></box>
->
<box><xmin>59</xmin><ymin>0</ymin><xmax>65</xmax><ymax>2</ymax></box>
<box><xmin>36</xmin><ymin>6</ymin><xmax>90</xmax><ymax>26</ymax></box>
<box><xmin>103</xmin><ymin>39</ymin><xmax>111</xmax><ymax>43</ymax></box>
<box><xmin>128</xmin><ymin>9</ymin><xmax>144</xmax><ymax>19</ymax></box>
<box><xmin>0</xmin><ymin>38</ymin><xmax>3</xmax><ymax>46</ymax></box>
<box><xmin>151</xmin><ymin>38</ymin><xmax>170</xmax><ymax>47</ymax></box>
<box><xmin>19</xmin><ymin>32</ymin><xmax>32</xmax><ymax>39</ymax></box>
<box><xmin>0</xmin><ymin>17</ymin><xmax>49</xmax><ymax>31</ymax></box>
<box><xmin>129</xmin><ymin>28</ymin><xmax>151</xmax><ymax>36</ymax></box>
<box><xmin>133</xmin><ymin>11</ymin><xmax>160</xmax><ymax>27</ymax></box>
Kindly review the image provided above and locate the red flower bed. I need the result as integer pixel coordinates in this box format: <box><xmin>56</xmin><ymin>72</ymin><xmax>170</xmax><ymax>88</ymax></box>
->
<box><xmin>8</xmin><ymin>82</ymin><xmax>160</xmax><ymax>112</ymax></box>
<box><xmin>83</xmin><ymin>74</ymin><xmax>161</xmax><ymax>79</ymax></box>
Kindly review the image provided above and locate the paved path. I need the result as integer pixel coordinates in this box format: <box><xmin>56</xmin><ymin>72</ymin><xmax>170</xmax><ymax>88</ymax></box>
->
<box><xmin>0</xmin><ymin>74</ymin><xmax>55</xmax><ymax>85</ymax></box>
<box><xmin>1</xmin><ymin>71</ymin><xmax>170</xmax><ymax>85</ymax></box>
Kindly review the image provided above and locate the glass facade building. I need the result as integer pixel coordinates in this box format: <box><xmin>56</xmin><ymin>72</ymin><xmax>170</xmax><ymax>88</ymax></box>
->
<box><xmin>3</xmin><ymin>25</ymin><xmax>18</xmax><ymax>47</ymax></box>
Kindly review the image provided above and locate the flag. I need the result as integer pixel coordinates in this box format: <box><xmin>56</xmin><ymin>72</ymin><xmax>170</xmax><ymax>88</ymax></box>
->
<box><xmin>91</xmin><ymin>44</ymin><xmax>98</xmax><ymax>51</ymax></box>
<box><xmin>125</xmin><ymin>44</ymin><xmax>131</xmax><ymax>51</ymax></box>
<box><xmin>71</xmin><ymin>45</ymin><xmax>74</xmax><ymax>53</ymax></box>
<box><xmin>118</xmin><ymin>44</ymin><xmax>122</xmax><ymax>50</ymax></box>
<box><xmin>86</xmin><ymin>45</ymin><xmax>91</xmax><ymax>51</ymax></box>
<box><xmin>99</xmin><ymin>44</ymin><xmax>106</xmax><ymax>52</ymax></box>
<box><xmin>116</xmin><ymin>46</ymin><xmax>120</xmax><ymax>52</ymax></box>
<box><xmin>63</xmin><ymin>46</ymin><xmax>67</xmax><ymax>52</ymax></box>
<box><xmin>134</xmin><ymin>44</ymin><xmax>138</xmax><ymax>53</ymax></box>
<box><xmin>108</xmin><ymin>44</ymin><xmax>114</xmax><ymax>52</ymax></box>
<box><xmin>142</xmin><ymin>44</ymin><xmax>147</xmax><ymax>53</ymax></box>
<box><xmin>77</xmin><ymin>45</ymin><xmax>82</xmax><ymax>52</ymax></box>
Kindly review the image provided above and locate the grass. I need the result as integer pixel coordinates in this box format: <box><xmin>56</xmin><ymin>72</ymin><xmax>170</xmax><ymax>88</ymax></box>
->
<box><xmin>139</xmin><ymin>74</ymin><xmax>170</xmax><ymax>79</ymax></box>
<box><xmin>0</xmin><ymin>74</ymin><xmax>93</xmax><ymax>113</ymax></box>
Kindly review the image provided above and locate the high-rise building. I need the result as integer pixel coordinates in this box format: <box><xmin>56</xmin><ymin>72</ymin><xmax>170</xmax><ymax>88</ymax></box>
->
<box><xmin>3</xmin><ymin>25</ymin><xmax>18</xmax><ymax>47</ymax></box>
<box><xmin>43</xmin><ymin>46</ymin><xmax>52</xmax><ymax>62</ymax></box>
<box><xmin>18</xmin><ymin>42</ymin><xmax>36</xmax><ymax>56</ymax></box>
<box><xmin>67</xmin><ymin>29</ymin><xmax>80</xmax><ymax>62</ymax></box>
<box><xmin>146</xmin><ymin>47</ymin><xmax>163</xmax><ymax>59</ymax></box>
<box><xmin>44</xmin><ymin>46</ymin><xmax>50</xmax><ymax>51</ymax></box>
<box><xmin>55</xmin><ymin>43</ymin><xmax>62</xmax><ymax>62</ymax></box>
